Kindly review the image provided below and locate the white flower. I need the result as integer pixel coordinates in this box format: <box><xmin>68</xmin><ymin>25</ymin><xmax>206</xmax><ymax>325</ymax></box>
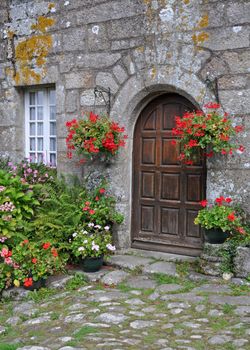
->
<box><xmin>78</xmin><ymin>246</ymin><xmax>85</xmax><ymax>251</ymax></box>
<box><xmin>88</xmin><ymin>223</ymin><xmax>95</xmax><ymax>227</ymax></box>
<box><xmin>82</xmin><ymin>230</ymin><xmax>88</xmax><ymax>234</ymax></box>
<box><xmin>92</xmin><ymin>244</ymin><xmax>99</xmax><ymax>251</ymax></box>
<box><xmin>106</xmin><ymin>243</ymin><xmax>116</xmax><ymax>251</ymax></box>
<box><xmin>69</xmin><ymin>239</ymin><xmax>72</xmax><ymax>243</ymax></box>
<box><xmin>83</xmin><ymin>239</ymin><xmax>88</xmax><ymax>244</ymax></box>
<box><xmin>104</xmin><ymin>226</ymin><xmax>110</xmax><ymax>231</ymax></box>
<box><xmin>94</xmin><ymin>225</ymin><xmax>101</xmax><ymax>229</ymax></box>
<box><xmin>72</xmin><ymin>232</ymin><xmax>78</xmax><ymax>237</ymax></box>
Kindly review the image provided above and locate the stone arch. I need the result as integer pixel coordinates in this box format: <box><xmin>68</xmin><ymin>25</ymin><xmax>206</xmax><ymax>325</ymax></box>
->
<box><xmin>110</xmin><ymin>66</ymin><xmax>213</xmax><ymax>249</ymax></box>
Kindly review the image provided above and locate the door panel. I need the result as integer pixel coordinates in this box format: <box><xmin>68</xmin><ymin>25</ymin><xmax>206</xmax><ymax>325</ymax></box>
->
<box><xmin>132</xmin><ymin>94</ymin><xmax>206</xmax><ymax>256</ymax></box>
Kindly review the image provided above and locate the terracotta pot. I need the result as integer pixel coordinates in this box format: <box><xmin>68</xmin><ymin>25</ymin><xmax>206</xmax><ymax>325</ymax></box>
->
<box><xmin>80</xmin><ymin>256</ymin><xmax>104</xmax><ymax>273</ymax></box>
<box><xmin>204</xmin><ymin>229</ymin><xmax>230</xmax><ymax>244</ymax></box>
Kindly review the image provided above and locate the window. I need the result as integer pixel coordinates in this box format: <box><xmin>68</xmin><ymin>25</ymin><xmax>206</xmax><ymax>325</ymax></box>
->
<box><xmin>25</xmin><ymin>88</ymin><xmax>57</xmax><ymax>166</ymax></box>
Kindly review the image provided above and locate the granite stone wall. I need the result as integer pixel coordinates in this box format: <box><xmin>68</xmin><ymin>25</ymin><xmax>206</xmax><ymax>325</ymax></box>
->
<box><xmin>0</xmin><ymin>0</ymin><xmax>249</xmax><ymax>249</ymax></box>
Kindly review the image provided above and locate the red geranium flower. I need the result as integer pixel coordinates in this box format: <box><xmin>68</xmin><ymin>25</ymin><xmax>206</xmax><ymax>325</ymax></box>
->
<box><xmin>32</xmin><ymin>258</ymin><xmax>37</xmax><ymax>264</ymax></box>
<box><xmin>225</xmin><ymin>197</ymin><xmax>232</xmax><ymax>203</ymax></box>
<box><xmin>43</xmin><ymin>242</ymin><xmax>51</xmax><ymax>250</ymax></box>
<box><xmin>89</xmin><ymin>209</ymin><xmax>95</xmax><ymax>215</ymax></box>
<box><xmin>200</xmin><ymin>200</ymin><xmax>208</xmax><ymax>207</ymax></box>
<box><xmin>51</xmin><ymin>248</ymin><xmax>58</xmax><ymax>257</ymax></box>
<box><xmin>24</xmin><ymin>277</ymin><xmax>33</xmax><ymax>287</ymax></box>
<box><xmin>99</xmin><ymin>188</ymin><xmax>105</xmax><ymax>194</ymax></box>
<box><xmin>215</xmin><ymin>196</ymin><xmax>225</xmax><ymax>206</ymax></box>
<box><xmin>204</xmin><ymin>102</ymin><xmax>220</xmax><ymax>109</ymax></box>
<box><xmin>227</xmin><ymin>212</ymin><xmax>235</xmax><ymax>222</ymax></box>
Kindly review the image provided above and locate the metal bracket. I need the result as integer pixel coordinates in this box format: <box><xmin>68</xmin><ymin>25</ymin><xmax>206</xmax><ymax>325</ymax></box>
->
<box><xmin>205</xmin><ymin>75</ymin><xmax>219</xmax><ymax>104</ymax></box>
<box><xmin>94</xmin><ymin>86</ymin><xmax>111</xmax><ymax>115</ymax></box>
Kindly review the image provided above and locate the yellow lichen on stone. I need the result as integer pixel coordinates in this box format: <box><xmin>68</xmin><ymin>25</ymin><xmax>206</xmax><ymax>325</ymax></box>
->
<box><xmin>192</xmin><ymin>32</ymin><xmax>209</xmax><ymax>45</ymax></box>
<box><xmin>7</xmin><ymin>31</ymin><xmax>15</xmax><ymax>39</ymax></box>
<box><xmin>14</xmin><ymin>15</ymin><xmax>55</xmax><ymax>85</ymax></box>
<box><xmin>151</xmin><ymin>66</ymin><xmax>157</xmax><ymax>79</ymax></box>
<box><xmin>31</xmin><ymin>16</ymin><xmax>55</xmax><ymax>34</ymax></box>
<box><xmin>197</xmin><ymin>14</ymin><xmax>209</xmax><ymax>29</ymax></box>
<box><xmin>183</xmin><ymin>0</ymin><xmax>190</xmax><ymax>4</ymax></box>
<box><xmin>48</xmin><ymin>3</ymin><xmax>55</xmax><ymax>10</ymax></box>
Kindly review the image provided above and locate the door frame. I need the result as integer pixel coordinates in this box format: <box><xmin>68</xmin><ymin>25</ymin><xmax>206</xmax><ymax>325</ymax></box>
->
<box><xmin>131</xmin><ymin>93</ymin><xmax>206</xmax><ymax>256</ymax></box>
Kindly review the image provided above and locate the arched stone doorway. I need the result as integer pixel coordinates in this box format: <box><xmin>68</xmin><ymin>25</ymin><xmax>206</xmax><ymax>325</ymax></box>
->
<box><xmin>131</xmin><ymin>93</ymin><xmax>206</xmax><ymax>256</ymax></box>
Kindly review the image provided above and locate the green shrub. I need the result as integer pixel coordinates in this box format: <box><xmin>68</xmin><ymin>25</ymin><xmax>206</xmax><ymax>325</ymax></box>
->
<box><xmin>0</xmin><ymin>170</ymin><xmax>40</xmax><ymax>243</ymax></box>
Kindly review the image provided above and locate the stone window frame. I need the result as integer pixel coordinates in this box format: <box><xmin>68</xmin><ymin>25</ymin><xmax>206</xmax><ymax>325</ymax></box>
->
<box><xmin>24</xmin><ymin>87</ymin><xmax>57</xmax><ymax>167</ymax></box>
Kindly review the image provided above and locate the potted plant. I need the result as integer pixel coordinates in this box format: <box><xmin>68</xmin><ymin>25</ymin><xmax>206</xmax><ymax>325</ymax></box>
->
<box><xmin>70</xmin><ymin>223</ymin><xmax>116</xmax><ymax>272</ymax></box>
<box><xmin>171</xmin><ymin>103</ymin><xmax>244</xmax><ymax>164</ymax></box>
<box><xmin>65</xmin><ymin>112</ymin><xmax>127</xmax><ymax>163</ymax></box>
<box><xmin>8</xmin><ymin>240</ymin><xmax>66</xmax><ymax>290</ymax></box>
<box><xmin>194</xmin><ymin>196</ymin><xmax>247</xmax><ymax>244</ymax></box>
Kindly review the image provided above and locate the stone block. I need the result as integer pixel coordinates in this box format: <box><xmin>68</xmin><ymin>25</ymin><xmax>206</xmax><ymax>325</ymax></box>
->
<box><xmin>58</xmin><ymin>54</ymin><xmax>75</xmax><ymax>73</ymax></box>
<box><xmin>87</xmin><ymin>23</ymin><xmax>110</xmax><ymax>52</ymax></box>
<box><xmin>62</xmin><ymin>28</ymin><xmax>86</xmax><ymax>52</ymax></box>
<box><xmin>221</xmin><ymin>50</ymin><xmax>250</xmax><ymax>74</ymax></box>
<box><xmin>110</xmin><ymin>16</ymin><xmax>145</xmax><ymax>39</ymax></box>
<box><xmin>143</xmin><ymin>261</ymin><xmax>178</xmax><ymax>276</ymax></box>
<box><xmin>75</xmin><ymin>53</ymin><xmax>121</xmax><ymax>69</ymax></box>
<box><xmin>218</xmin><ymin>75</ymin><xmax>249</xmax><ymax>90</ymax></box>
<box><xmin>80</xmin><ymin>89</ymin><xmax>104</xmax><ymax>106</ymax></box>
<box><xmin>226</xmin><ymin>2</ymin><xmax>250</xmax><ymax>25</ymax></box>
<box><xmin>202</xmin><ymin>27</ymin><xmax>249</xmax><ymax>51</ymax></box>
<box><xmin>234</xmin><ymin>246</ymin><xmax>250</xmax><ymax>278</ymax></box>
<box><xmin>76</xmin><ymin>1</ymin><xmax>143</xmax><ymax>25</ymax></box>
<box><xmin>65</xmin><ymin>90</ymin><xmax>78</xmax><ymax>113</ymax></box>
<box><xmin>65</xmin><ymin>71</ymin><xmax>94</xmax><ymax>89</ymax></box>
<box><xmin>96</xmin><ymin>72</ymin><xmax>119</xmax><ymax>93</ymax></box>
<box><xmin>108</xmin><ymin>255</ymin><xmax>152</xmax><ymax>270</ymax></box>
<box><xmin>111</xmin><ymin>37</ymin><xmax>145</xmax><ymax>51</ymax></box>
<box><xmin>100</xmin><ymin>270</ymin><xmax>129</xmax><ymax>286</ymax></box>
<box><xmin>113</xmin><ymin>64</ymin><xmax>128</xmax><ymax>84</ymax></box>
<box><xmin>219</xmin><ymin>89</ymin><xmax>250</xmax><ymax>114</ymax></box>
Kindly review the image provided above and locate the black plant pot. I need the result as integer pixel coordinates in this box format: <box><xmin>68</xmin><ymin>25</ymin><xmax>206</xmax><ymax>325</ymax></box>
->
<box><xmin>80</xmin><ymin>256</ymin><xmax>104</xmax><ymax>273</ymax></box>
<box><xmin>204</xmin><ymin>229</ymin><xmax>230</xmax><ymax>244</ymax></box>
<box><xmin>23</xmin><ymin>278</ymin><xmax>46</xmax><ymax>291</ymax></box>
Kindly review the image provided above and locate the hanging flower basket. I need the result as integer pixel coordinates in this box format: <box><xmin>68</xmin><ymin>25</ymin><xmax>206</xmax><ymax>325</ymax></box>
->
<box><xmin>194</xmin><ymin>196</ymin><xmax>248</xmax><ymax>244</ymax></box>
<box><xmin>171</xmin><ymin>103</ymin><xmax>244</xmax><ymax>164</ymax></box>
<box><xmin>65</xmin><ymin>112</ymin><xmax>127</xmax><ymax>163</ymax></box>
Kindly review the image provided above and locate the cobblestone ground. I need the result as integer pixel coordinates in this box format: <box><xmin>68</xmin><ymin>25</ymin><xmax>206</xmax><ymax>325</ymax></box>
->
<box><xmin>0</xmin><ymin>254</ymin><xmax>249</xmax><ymax>350</ymax></box>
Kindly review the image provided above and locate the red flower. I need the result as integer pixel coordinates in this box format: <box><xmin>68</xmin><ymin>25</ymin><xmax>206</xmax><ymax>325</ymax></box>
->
<box><xmin>205</xmin><ymin>151</ymin><xmax>214</xmax><ymax>158</ymax></box>
<box><xmin>215</xmin><ymin>196</ymin><xmax>225</xmax><ymax>206</ymax></box>
<box><xmin>89</xmin><ymin>112</ymin><xmax>99</xmax><ymax>123</ymax></box>
<box><xmin>85</xmin><ymin>201</ymin><xmax>91</xmax><ymax>206</ymax></box>
<box><xmin>200</xmin><ymin>200</ymin><xmax>208</xmax><ymax>207</ymax></box>
<box><xmin>221</xmin><ymin>149</ymin><xmax>227</xmax><ymax>155</ymax></box>
<box><xmin>185</xmin><ymin>160</ymin><xmax>194</xmax><ymax>165</ymax></box>
<box><xmin>171</xmin><ymin>140</ymin><xmax>177</xmax><ymax>145</ymax></box>
<box><xmin>188</xmin><ymin>139</ymin><xmax>198</xmax><ymax>148</ymax></box>
<box><xmin>204</xmin><ymin>102</ymin><xmax>220</xmax><ymax>109</ymax></box>
<box><xmin>227</xmin><ymin>212</ymin><xmax>235</xmax><ymax>222</ymax></box>
<box><xmin>32</xmin><ymin>258</ymin><xmax>37</xmax><ymax>264</ymax></box>
<box><xmin>238</xmin><ymin>145</ymin><xmax>245</xmax><ymax>153</ymax></box>
<box><xmin>236</xmin><ymin>227</ymin><xmax>246</xmax><ymax>235</ymax></box>
<box><xmin>23</xmin><ymin>239</ymin><xmax>29</xmax><ymax>245</ymax></box>
<box><xmin>99</xmin><ymin>188</ymin><xmax>105</xmax><ymax>194</ymax></box>
<box><xmin>82</xmin><ymin>207</ymin><xmax>89</xmax><ymax>211</ymax></box>
<box><xmin>51</xmin><ymin>248</ymin><xmax>58</xmax><ymax>257</ymax></box>
<box><xmin>43</xmin><ymin>242</ymin><xmax>51</xmax><ymax>250</ymax></box>
<box><xmin>95</xmin><ymin>196</ymin><xmax>99</xmax><ymax>201</ymax></box>
<box><xmin>89</xmin><ymin>209</ymin><xmax>95</xmax><ymax>215</ymax></box>
<box><xmin>24</xmin><ymin>277</ymin><xmax>33</xmax><ymax>287</ymax></box>
<box><xmin>67</xmin><ymin>151</ymin><xmax>72</xmax><ymax>159</ymax></box>
<box><xmin>225</xmin><ymin>197</ymin><xmax>232</xmax><ymax>203</ymax></box>
<box><xmin>234</xmin><ymin>125</ymin><xmax>244</xmax><ymax>133</ymax></box>
<box><xmin>219</xmin><ymin>134</ymin><xmax>229</xmax><ymax>142</ymax></box>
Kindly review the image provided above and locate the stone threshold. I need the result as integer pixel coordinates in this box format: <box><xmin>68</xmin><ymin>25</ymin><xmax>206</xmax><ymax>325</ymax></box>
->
<box><xmin>116</xmin><ymin>248</ymin><xmax>197</xmax><ymax>263</ymax></box>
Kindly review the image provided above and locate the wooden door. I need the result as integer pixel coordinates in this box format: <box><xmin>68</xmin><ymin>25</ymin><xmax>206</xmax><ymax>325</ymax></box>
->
<box><xmin>131</xmin><ymin>94</ymin><xmax>206</xmax><ymax>256</ymax></box>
